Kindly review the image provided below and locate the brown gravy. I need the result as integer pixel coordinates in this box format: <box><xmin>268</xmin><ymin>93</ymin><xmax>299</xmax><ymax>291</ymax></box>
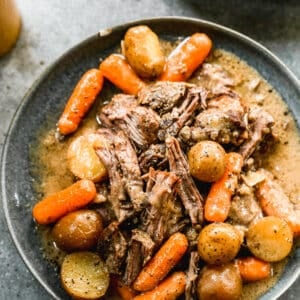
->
<box><xmin>31</xmin><ymin>47</ymin><xmax>300</xmax><ymax>300</ymax></box>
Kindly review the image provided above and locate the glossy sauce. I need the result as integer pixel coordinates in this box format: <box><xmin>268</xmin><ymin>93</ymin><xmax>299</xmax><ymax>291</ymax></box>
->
<box><xmin>31</xmin><ymin>45</ymin><xmax>300</xmax><ymax>299</ymax></box>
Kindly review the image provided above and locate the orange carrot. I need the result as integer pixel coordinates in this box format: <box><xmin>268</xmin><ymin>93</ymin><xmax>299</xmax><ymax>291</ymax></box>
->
<box><xmin>204</xmin><ymin>152</ymin><xmax>243</xmax><ymax>222</ymax></box>
<box><xmin>57</xmin><ymin>68</ymin><xmax>104</xmax><ymax>135</ymax></box>
<box><xmin>111</xmin><ymin>276</ymin><xmax>137</xmax><ymax>300</ymax></box>
<box><xmin>236</xmin><ymin>257</ymin><xmax>272</xmax><ymax>282</ymax></box>
<box><xmin>256</xmin><ymin>171</ymin><xmax>300</xmax><ymax>237</ymax></box>
<box><xmin>160</xmin><ymin>33</ymin><xmax>212</xmax><ymax>82</ymax></box>
<box><xmin>32</xmin><ymin>179</ymin><xmax>96</xmax><ymax>225</ymax></box>
<box><xmin>133</xmin><ymin>272</ymin><xmax>186</xmax><ymax>300</ymax></box>
<box><xmin>133</xmin><ymin>232</ymin><xmax>188</xmax><ymax>292</ymax></box>
<box><xmin>99</xmin><ymin>54</ymin><xmax>146</xmax><ymax>95</ymax></box>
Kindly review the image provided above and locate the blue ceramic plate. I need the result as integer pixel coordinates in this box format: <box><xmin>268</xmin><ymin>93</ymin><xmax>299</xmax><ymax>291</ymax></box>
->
<box><xmin>1</xmin><ymin>17</ymin><xmax>300</xmax><ymax>300</ymax></box>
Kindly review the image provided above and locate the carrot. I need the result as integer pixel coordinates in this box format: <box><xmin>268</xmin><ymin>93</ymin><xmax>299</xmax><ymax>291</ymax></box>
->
<box><xmin>236</xmin><ymin>257</ymin><xmax>272</xmax><ymax>282</ymax></box>
<box><xmin>133</xmin><ymin>232</ymin><xmax>188</xmax><ymax>292</ymax></box>
<box><xmin>57</xmin><ymin>69</ymin><xmax>104</xmax><ymax>135</ymax></box>
<box><xmin>160</xmin><ymin>33</ymin><xmax>212</xmax><ymax>82</ymax></box>
<box><xmin>32</xmin><ymin>179</ymin><xmax>96</xmax><ymax>225</ymax></box>
<box><xmin>256</xmin><ymin>171</ymin><xmax>300</xmax><ymax>237</ymax></box>
<box><xmin>133</xmin><ymin>272</ymin><xmax>186</xmax><ymax>300</ymax></box>
<box><xmin>99</xmin><ymin>54</ymin><xmax>146</xmax><ymax>95</ymax></box>
<box><xmin>111</xmin><ymin>276</ymin><xmax>137</xmax><ymax>300</ymax></box>
<box><xmin>204</xmin><ymin>152</ymin><xmax>243</xmax><ymax>222</ymax></box>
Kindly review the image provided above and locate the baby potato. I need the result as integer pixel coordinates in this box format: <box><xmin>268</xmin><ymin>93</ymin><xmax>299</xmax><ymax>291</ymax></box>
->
<box><xmin>52</xmin><ymin>210</ymin><xmax>103</xmax><ymax>252</ymax></box>
<box><xmin>67</xmin><ymin>134</ymin><xmax>107</xmax><ymax>182</ymax></box>
<box><xmin>198</xmin><ymin>222</ymin><xmax>242</xmax><ymax>265</ymax></box>
<box><xmin>61</xmin><ymin>251</ymin><xmax>109</xmax><ymax>299</ymax></box>
<box><xmin>188</xmin><ymin>141</ymin><xmax>226</xmax><ymax>182</ymax></box>
<box><xmin>123</xmin><ymin>25</ymin><xmax>165</xmax><ymax>79</ymax></box>
<box><xmin>246</xmin><ymin>216</ymin><xmax>293</xmax><ymax>262</ymax></box>
<box><xmin>197</xmin><ymin>263</ymin><xmax>242</xmax><ymax>300</ymax></box>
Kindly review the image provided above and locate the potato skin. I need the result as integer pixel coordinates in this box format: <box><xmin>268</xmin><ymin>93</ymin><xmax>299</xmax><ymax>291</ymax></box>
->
<box><xmin>197</xmin><ymin>263</ymin><xmax>242</xmax><ymax>300</ymax></box>
<box><xmin>188</xmin><ymin>141</ymin><xmax>226</xmax><ymax>182</ymax></box>
<box><xmin>52</xmin><ymin>210</ymin><xmax>103</xmax><ymax>252</ymax></box>
<box><xmin>61</xmin><ymin>251</ymin><xmax>109</xmax><ymax>299</ymax></box>
<box><xmin>246</xmin><ymin>216</ymin><xmax>293</xmax><ymax>262</ymax></box>
<box><xmin>198</xmin><ymin>222</ymin><xmax>242</xmax><ymax>265</ymax></box>
<box><xmin>123</xmin><ymin>25</ymin><xmax>165</xmax><ymax>79</ymax></box>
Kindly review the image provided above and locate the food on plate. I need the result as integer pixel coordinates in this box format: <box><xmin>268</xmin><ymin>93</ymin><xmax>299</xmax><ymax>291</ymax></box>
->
<box><xmin>204</xmin><ymin>152</ymin><xmax>243</xmax><ymax>222</ymax></box>
<box><xmin>123</xmin><ymin>25</ymin><xmax>165</xmax><ymax>79</ymax></box>
<box><xmin>52</xmin><ymin>209</ymin><xmax>103</xmax><ymax>252</ymax></box>
<box><xmin>61</xmin><ymin>251</ymin><xmax>109</xmax><ymax>299</ymax></box>
<box><xmin>246</xmin><ymin>216</ymin><xmax>293</xmax><ymax>262</ymax></box>
<box><xmin>197</xmin><ymin>222</ymin><xmax>242</xmax><ymax>265</ymax></box>
<box><xmin>67</xmin><ymin>134</ymin><xmax>107</xmax><ymax>182</ymax></box>
<box><xmin>197</xmin><ymin>263</ymin><xmax>242</xmax><ymax>300</ymax></box>
<box><xmin>100</xmin><ymin>53</ymin><xmax>146</xmax><ymax>95</ymax></box>
<box><xmin>32</xmin><ymin>24</ymin><xmax>300</xmax><ymax>299</ymax></box>
<box><xmin>188</xmin><ymin>140</ymin><xmax>226</xmax><ymax>182</ymax></box>
<box><xmin>57</xmin><ymin>69</ymin><xmax>104</xmax><ymax>136</ymax></box>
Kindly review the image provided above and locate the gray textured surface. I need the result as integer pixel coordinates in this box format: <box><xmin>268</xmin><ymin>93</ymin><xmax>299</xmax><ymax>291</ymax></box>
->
<box><xmin>0</xmin><ymin>0</ymin><xmax>299</xmax><ymax>299</ymax></box>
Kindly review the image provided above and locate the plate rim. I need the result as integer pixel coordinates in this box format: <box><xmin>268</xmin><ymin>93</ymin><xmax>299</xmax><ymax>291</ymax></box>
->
<box><xmin>1</xmin><ymin>16</ymin><xmax>300</xmax><ymax>300</ymax></box>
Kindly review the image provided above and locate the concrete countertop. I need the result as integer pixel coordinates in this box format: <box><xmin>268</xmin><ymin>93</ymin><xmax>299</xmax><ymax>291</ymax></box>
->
<box><xmin>0</xmin><ymin>0</ymin><xmax>299</xmax><ymax>299</ymax></box>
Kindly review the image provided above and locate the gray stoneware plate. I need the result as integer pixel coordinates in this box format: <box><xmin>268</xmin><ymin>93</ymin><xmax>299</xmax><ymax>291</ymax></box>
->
<box><xmin>1</xmin><ymin>17</ymin><xmax>300</xmax><ymax>300</ymax></box>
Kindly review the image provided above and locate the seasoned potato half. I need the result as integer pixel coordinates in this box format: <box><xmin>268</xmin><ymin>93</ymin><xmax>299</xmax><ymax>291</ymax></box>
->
<box><xmin>67</xmin><ymin>134</ymin><xmax>107</xmax><ymax>182</ymax></box>
<box><xmin>61</xmin><ymin>252</ymin><xmax>109</xmax><ymax>299</ymax></box>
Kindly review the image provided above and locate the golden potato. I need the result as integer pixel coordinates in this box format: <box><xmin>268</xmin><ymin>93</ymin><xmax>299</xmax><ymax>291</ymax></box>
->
<box><xmin>67</xmin><ymin>134</ymin><xmax>107</xmax><ymax>182</ymax></box>
<box><xmin>246</xmin><ymin>216</ymin><xmax>293</xmax><ymax>262</ymax></box>
<box><xmin>188</xmin><ymin>141</ymin><xmax>226</xmax><ymax>182</ymax></box>
<box><xmin>61</xmin><ymin>252</ymin><xmax>109</xmax><ymax>299</ymax></box>
<box><xmin>123</xmin><ymin>25</ymin><xmax>165</xmax><ymax>78</ymax></box>
<box><xmin>197</xmin><ymin>263</ymin><xmax>242</xmax><ymax>300</ymax></box>
<box><xmin>198</xmin><ymin>222</ymin><xmax>242</xmax><ymax>265</ymax></box>
<box><xmin>52</xmin><ymin>210</ymin><xmax>103</xmax><ymax>252</ymax></box>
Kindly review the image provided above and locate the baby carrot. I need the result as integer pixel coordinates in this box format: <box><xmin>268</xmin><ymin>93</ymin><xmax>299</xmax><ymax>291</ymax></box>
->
<box><xmin>99</xmin><ymin>54</ymin><xmax>146</xmax><ymax>95</ymax></box>
<box><xmin>133</xmin><ymin>232</ymin><xmax>188</xmax><ymax>292</ymax></box>
<box><xmin>256</xmin><ymin>172</ymin><xmax>300</xmax><ymax>237</ymax></box>
<box><xmin>204</xmin><ymin>152</ymin><xmax>243</xmax><ymax>222</ymax></box>
<box><xmin>32</xmin><ymin>179</ymin><xmax>96</xmax><ymax>225</ymax></box>
<box><xmin>57</xmin><ymin>68</ymin><xmax>104</xmax><ymax>135</ymax></box>
<box><xmin>111</xmin><ymin>276</ymin><xmax>137</xmax><ymax>300</ymax></box>
<box><xmin>133</xmin><ymin>272</ymin><xmax>186</xmax><ymax>300</ymax></box>
<box><xmin>236</xmin><ymin>257</ymin><xmax>272</xmax><ymax>282</ymax></box>
<box><xmin>160</xmin><ymin>33</ymin><xmax>212</xmax><ymax>82</ymax></box>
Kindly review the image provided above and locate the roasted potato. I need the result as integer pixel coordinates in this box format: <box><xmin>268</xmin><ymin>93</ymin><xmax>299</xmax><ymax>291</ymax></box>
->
<box><xmin>52</xmin><ymin>210</ymin><xmax>103</xmax><ymax>252</ymax></box>
<box><xmin>61</xmin><ymin>252</ymin><xmax>109</xmax><ymax>299</ymax></box>
<box><xmin>123</xmin><ymin>25</ymin><xmax>165</xmax><ymax>79</ymax></box>
<box><xmin>198</xmin><ymin>222</ymin><xmax>242</xmax><ymax>265</ymax></box>
<box><xmin>246</xmin><ymin>216</ymin><xmax>293</xmax><ymax>262</ymax></box>
<box><xmin>197</xmin><ymin>263</ymin><xmax>242</xmax><ymax>300</ymax></box>
<box><xmin>67</xmin><ymin>133</ymin><xmax>107</xmax><ymax>182</ymax></box>
<box><xmin>188</xmin><ymin>141</ymin><xmax>226</xmax><ymax>182</ymax></box>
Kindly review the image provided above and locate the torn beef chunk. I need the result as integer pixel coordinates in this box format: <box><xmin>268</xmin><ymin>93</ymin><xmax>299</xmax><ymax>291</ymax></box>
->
<box><xmin>158</xmin><ymin>86</ymin><xmax>207</xmax><ymax>141</ymax></box>
<box><xmin>123</xmin><ymin>229</ymin><xmax>155</xmax><ymax>285</ymax></box>
<box><xmin>98</xmin><ymin>94</ymin><xmax>160</xmax><ymax>148</ymax></box>
<box><xmin>239</xmin><ymin>106</ymin><xmax>275</xmax><ymax>160</ymax></box>
<box><xmin>185</xmin><ymin>251</ymin><xmax>200</xmax><ymax>300</ymax></box>
<box><xmin>195</xmin><ymin>62</ymin><xmax>235</xmax><ymax>97</ymax></box>
<box><xmin>229</xmin><ymin>183</ymin><xmax>263</xmax><ymax>226</ymax></box>
<box><xmin>180</xmin><ymin>93</ymin><xmax>248</xmax><ymax>146</ymax></box>
<box><xmin>138</xmin><ymin>81</ymin><xmax>188</xmax><ymax>114</ymax></box>
<box><xmin>138</xmin><ymin>143</ymin><xmax>167</xmax><ymax>173</ymax></box>
<box><xmin>141</xmin><ymin>168</ymin><xmax>182</xmax><ymax>248</ymax></box>
<box><xmin>114</xmin><ymin>130</ymin><xmax>147</xmax><ymax>211</ymax></box>
<box><xmin>166</xmin><ymin>137</ymin><xmax>204</xmax><ymax>226</ymax></box>
<box><xmin>95</xmin><ymin>128</ymin><xmax>132</xmax><ymax>222</ymax></box>
<box><xmin>98</xmin><ymin>222</ymin><xmax>127</xmax><ymax>275</ymax></box>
